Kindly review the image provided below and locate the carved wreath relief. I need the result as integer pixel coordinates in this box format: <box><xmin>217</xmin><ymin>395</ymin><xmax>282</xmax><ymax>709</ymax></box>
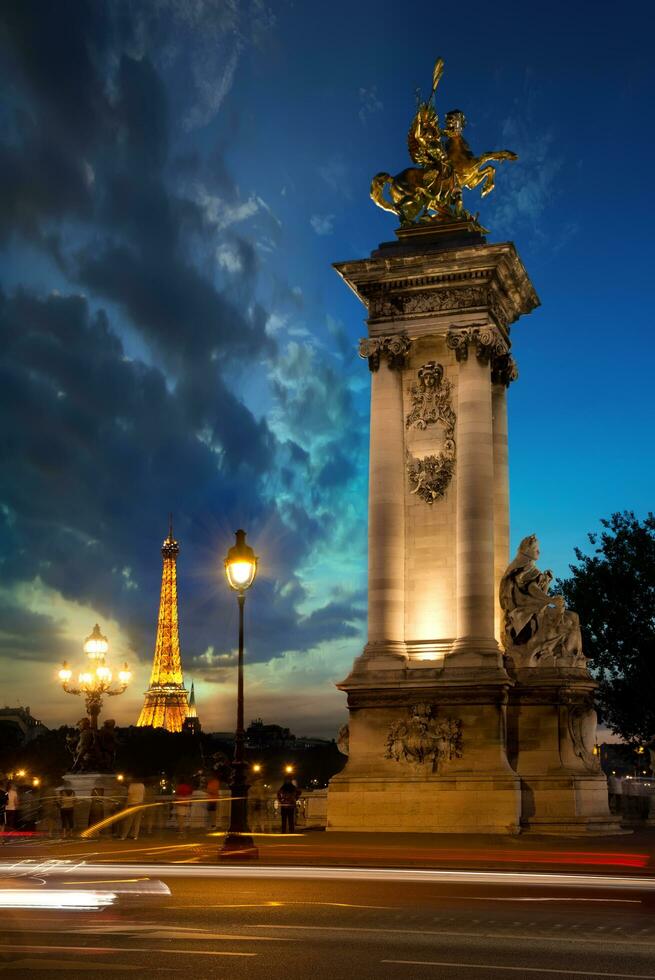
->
<box><xmin>405</xmin><ymin>361</ymin><xmax>456</xmax><ymax>504</ymax></box>
<box><xmin>386</xmin><ymin>703</ymin><xmax>463</xmax><ymax>773</ymax></box>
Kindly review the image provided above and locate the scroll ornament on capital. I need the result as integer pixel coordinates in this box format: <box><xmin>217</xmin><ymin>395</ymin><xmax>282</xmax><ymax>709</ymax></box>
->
<box><xmin>359</xmin><ymin>334</ymin><xmax>411</xmax><ymax>371</ymax></box>
<box><xmin>446</xmin><ymin>324</ymin><xmax>508</xmax><ymax>364</ymax></box>
<box><xmin>499</xmin><ymin>534</ymin><xmax>587</xmax><ymax>669</ymax></box>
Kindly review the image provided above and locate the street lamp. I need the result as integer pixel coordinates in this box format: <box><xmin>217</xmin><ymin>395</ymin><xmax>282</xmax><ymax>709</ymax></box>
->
<box><xmin>221</xmin><ymin>529</ymin><xmax>258</xmax><ymax>858</ymax></box>
<box><xmin>58</xmin><ymin>624</ymin><xmax>131</xmax><ymax>730</ymax></box>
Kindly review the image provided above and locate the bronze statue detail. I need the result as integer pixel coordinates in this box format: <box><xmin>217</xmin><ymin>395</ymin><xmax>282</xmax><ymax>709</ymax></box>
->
<box><xmin>370</xmin><ymin>58</ymin><xmax>517</xmax><ymax>229</ymax></box>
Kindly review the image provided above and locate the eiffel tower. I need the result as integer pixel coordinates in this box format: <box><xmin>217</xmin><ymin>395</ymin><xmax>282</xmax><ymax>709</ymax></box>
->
<box><xmin>136</xmin><ymin>518</ymin><xmax>189</xmax><ymax>731</ymax></box>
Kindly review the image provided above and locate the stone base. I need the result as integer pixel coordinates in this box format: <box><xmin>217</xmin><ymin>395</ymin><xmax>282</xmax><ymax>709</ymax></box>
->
<box><xmin>519</xmin><ymin>773</ymin><xmax>625</xmax><ymax>835</ymax></box>
<box><xmin>62</xmin><ymin>772</ymin><xmax>123</xmax><ymax>832</ymax></box>
<box><xmin>328</xmin><ymin>773</ymin><xmax>521</xmax><ymax>834</ymax></box>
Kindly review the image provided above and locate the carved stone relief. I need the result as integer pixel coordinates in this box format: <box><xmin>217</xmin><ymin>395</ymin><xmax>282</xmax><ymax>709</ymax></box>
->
<box><xmin>406</xmin><ymin>451</ymin><xmax>455</xmax><ymax>504</ymax></box>
<box><xmin>337</xmin><ymin>723</ymin><xmax>349</xmax><ymax>757</ymax></box>
<box><xmin>385</xmin><ymin>703</ymin><xmax>463</xmax><ymax>773</ymax></box>
<box><xmin>567</xmin><ymin>703</ymin><xmax>600</xmax><ymax>772</ymax></box>
<box><xmin>405</xmin><ymin>360</ymin><xmax>456</xmax><ymax>504</ymax></box>
<box><xmin>369</xmin><ymin>285</ymin><xmax>487</xmax><ymax>320</ymax></box>
<box><xmin>406</xmin><ymin>361</ymin><xmax>456</xmax><ymax>431</ymax></box>
<box><xmin>359</xmin><ymin>334</ymin><xmax>411</xmax><ymax>371</ymax></box>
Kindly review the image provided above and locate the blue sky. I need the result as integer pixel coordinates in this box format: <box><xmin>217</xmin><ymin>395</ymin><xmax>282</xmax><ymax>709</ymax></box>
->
<box><xmin>0</xmin><ymin>0</ymin><xmax>652</xmax><ymax>737</ymax></box>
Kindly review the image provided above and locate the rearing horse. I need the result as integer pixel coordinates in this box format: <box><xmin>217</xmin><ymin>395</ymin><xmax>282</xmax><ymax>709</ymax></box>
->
<box><xmin>442</xmin><ymin>109</ymin><xmax>517</xmax><ymax>199</ymax></box>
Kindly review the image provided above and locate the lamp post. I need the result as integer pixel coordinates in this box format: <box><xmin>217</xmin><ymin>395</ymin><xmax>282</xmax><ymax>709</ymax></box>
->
<box><xmin>58</xmin><ymin>624</ymin><xmax>131</xmax><ymax>730</ymax></box>
<box><xmin>221</xmin><ymin>529</ymin><xmax>258</xmax><ymax>858</ymax></box>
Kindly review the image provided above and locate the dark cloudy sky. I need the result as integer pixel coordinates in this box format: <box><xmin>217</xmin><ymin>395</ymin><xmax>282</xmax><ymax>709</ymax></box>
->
<box><xmin>0</xmin><ymin>0</ymin><xmax>652</xmax><ymax>737</ymax></box>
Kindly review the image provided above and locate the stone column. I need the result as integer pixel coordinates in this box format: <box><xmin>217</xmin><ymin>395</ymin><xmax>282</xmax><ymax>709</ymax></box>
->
<box><xmin>491</xmin><ymin>355</ymin><xmax>517</xmax><ymax>643</ymax></box>
<box><xmin>360</xmin><ymin>335</ymin><xmax>410</xmax><ymax>661</ymax></box>
<box><xmin>447</xmin><ymin>326</ymin><xmax>506</xmax><ymax>666</ymax></box>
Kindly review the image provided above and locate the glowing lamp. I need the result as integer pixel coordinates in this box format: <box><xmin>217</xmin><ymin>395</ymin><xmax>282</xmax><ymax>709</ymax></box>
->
<box><xmin>284</xmin><ymin>764</ymin><xmax>294</xmax><ymax>775</ymax></box>
<box><xmin>252</xmin><ymin>763</ymin><xmax>262</xmax><ymax>774</ymax></box>
<box><xmin>96</xmin><ymin>665</ymin><xmax>111</xmax><ymax>682</ymax></box>
<box><xmin>224</xmin><ymin>529</ymin><xmax>257</xmax><ymax>592</ymax></box>
<box><xmin>84</xmin><ymin>623</ymin><xmax>109</xmax><ymax>659</ymax></box>
<box><xmin>16</xmin><ymin>769</ymin><xmax>26</xmax><ymax>778</ymax></box>
<box><xmin>32</xmin><ymin>777</ymin><xmax>40</xmax><ymax>787</ymax></box>
<box><xmin>58</xmin><ymin>663</ymin><xmax>72</xmax><ymax>683</ymax></box>
<box><xmin>116</xmin><ymin>774</ymin><xmax>125</xmax><ymax>783</ymax></box>
<box><xmin>79</xmin><ymin>671</ymin><xmax>93</xmax><ymax>686</ymax></box>
<box><xmin>118</xmin><ymin>664</ymin><xmax>131</xmax><ymax>685</ymax></box>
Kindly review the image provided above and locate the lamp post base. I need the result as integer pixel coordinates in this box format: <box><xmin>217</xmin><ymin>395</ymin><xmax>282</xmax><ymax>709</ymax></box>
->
<box><xmin>220</xmin><ymin>833</ymin><xmax>259</xmax><ymax>859</ymax></box>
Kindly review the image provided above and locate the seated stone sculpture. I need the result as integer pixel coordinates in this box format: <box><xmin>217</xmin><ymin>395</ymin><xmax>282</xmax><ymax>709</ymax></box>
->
<box><xmin>499</xmin><ymin>534</ymin><xmax>586</xmax><ymax>667</ymax></box>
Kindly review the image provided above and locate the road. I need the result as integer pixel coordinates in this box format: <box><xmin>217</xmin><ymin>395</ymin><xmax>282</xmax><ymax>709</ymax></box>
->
<box><xmin>3</xmin><ymin>867</ymin><xmax>655</xmax><ymax>977</ymax></box>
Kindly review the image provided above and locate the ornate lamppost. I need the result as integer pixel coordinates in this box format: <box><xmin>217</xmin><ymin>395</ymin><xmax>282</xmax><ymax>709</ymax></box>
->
<box><xmin>221</xmin><ymin>529</ymin><xmax>258</xmax><ymax>858</ymax></box>
<box><xmin>58</xmin><ymin>624</ymin><xmax>131</xmax><ymax>730</ymax></box>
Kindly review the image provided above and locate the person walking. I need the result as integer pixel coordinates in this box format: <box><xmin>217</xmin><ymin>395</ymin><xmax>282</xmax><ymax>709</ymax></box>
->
<box><xmin>174</xmin><ymin>777</ymin><xmax>193</xmax><ymax>837</ymax></box>
<box><xmin>121</xmin><ymin>778</ymin><xmax>146</xmax><ymax>840</ymax></box>
<box><xmin>249</xmin><ymin>776</ymin><xmax>268</xmax><ymax>833</ymax></box>
<box><xmin>276</xmin><ymin>779</ymin><xmax>300</xmax><ymax>834</ymax></box>
<box><xmin>206</xmin><ymin>774</ymin><xmax>220</xmax><ymax>830</ymax></box>
<box><xmin>58</xmin><ymin>787</ymin><xmax>76</xmax><ymax>838</ymax></box>
<box><xmin>0</xmin><ymin>782</ymin><xmax>8</xmax><ymax>835</ymax></box>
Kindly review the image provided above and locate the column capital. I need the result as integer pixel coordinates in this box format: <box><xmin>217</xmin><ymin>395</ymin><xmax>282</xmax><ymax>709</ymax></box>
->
<box><xmin>359</xmin><ymin>334</ymin><xmax>411</xmax><ymax>371</ymax></box>
<box><xmin>446</xmin><ymin>324</ymin><xmax>508</xmax><ymax>365</ymax></box>
<box><xmin>491</xmin><ymin>353</ymin><xmax>519</xmax><ymax>388</ymax></box>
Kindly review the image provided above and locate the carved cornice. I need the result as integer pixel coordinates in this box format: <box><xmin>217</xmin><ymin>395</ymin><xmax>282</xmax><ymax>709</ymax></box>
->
<box><xmin>446</xmin><ymin>324</ymin><xmax>508</xmax><ymax>365</ymax></box>
<box><xmin>368</xmin><ymin>284</ymin><xmax>488</xmax><ymax>321</ymax></box>
<box><xmin>359</xmin><ymin>334</ymin><xmax>411</xmax><ymax>371</ymax></box>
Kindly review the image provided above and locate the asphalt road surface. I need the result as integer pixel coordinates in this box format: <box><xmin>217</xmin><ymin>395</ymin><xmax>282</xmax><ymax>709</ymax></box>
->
<box><xmin>2</xmin><ymin>870</ymin><xmax>655</xmax><ymax>978</ymax></box>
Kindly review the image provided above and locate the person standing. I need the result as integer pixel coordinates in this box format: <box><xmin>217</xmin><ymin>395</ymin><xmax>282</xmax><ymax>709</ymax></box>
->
<box><xmin>4</xmin><ymin>783</ymin><xmax>19</xmax><ymax>832</ymax></box>
<box><xmin>58</xmin><ymin>787</ymin><xmax>76</xmax><ymax>838</ymax></box>
<box><xmin>276</xmin><ymin>779</ymin><xmax>300</xmax><ymax>833</ymax></box>
<box><xmin>121</xmin><ymin>779</ymin><xmax>146</xmax><ymax>840</ymax></box>
<box><xmin>249</xmin><ymin>776</ymin><xmax>268</xmax><ymax>833</ymax></box>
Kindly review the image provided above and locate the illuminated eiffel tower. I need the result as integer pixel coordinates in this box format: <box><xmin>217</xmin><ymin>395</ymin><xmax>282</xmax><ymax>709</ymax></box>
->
<box><xmin>136</xmin><ymin>518</ymin><xmax>189</xmax><ymax>731</ymax></box>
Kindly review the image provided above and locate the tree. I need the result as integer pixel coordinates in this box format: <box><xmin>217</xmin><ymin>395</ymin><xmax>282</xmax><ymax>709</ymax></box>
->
<box><xmin>556</xmin><ymin>512</ymin><xmax>655</xmax><ymax>744</ymax></box>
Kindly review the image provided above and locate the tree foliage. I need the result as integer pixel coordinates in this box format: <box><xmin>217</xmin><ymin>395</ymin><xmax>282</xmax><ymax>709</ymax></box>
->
<box><xmin>556</xmin><ymin>512</ymin><xmax>655</xmax><ymax>743</ymax></box>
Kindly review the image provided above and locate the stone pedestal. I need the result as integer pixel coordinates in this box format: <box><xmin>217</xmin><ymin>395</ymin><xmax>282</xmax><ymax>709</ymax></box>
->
<box><xmin>507</xmin><ymin>669</ymin><xmax>622</xmax><ymax>834</ymax></box>
<box><xmin>62</xmin><ymin>773</ymin><xmax>123</xmax><ymax>833</ymax></box>
<box><xmin>328</xmin><ymin>223</ymin><xmax>619</xmax><ymax>835</ymax></box>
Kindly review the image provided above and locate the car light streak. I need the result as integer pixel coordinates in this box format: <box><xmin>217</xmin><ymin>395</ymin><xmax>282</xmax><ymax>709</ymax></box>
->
<box><xmin>0</xmin><ymin>889</ymin><xmax>117</xmax><ymax>909</ymax></box>
<box><xmin>2</xmin><ymin>863</ymin><xmax>655</xmax><ymax>892</ymax></box>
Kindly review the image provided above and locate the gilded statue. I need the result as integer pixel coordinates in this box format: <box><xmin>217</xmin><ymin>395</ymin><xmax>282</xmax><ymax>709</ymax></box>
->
<box><xmin>499</xmin><ymin>535</ymin><xmax>586</xmax><ymax>668</ymax></box>
<box><xmin>371</xmin><ymin>58</ymin><xmax>517</xmax><ymax>229</ymax></box>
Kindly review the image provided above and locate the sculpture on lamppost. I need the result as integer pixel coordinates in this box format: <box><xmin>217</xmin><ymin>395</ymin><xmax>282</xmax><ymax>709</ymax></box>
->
<box><xmin>58</xmin><ymin>624</ymin><xmax>131</xmax><ymax>772</ymax></box>
<box><xmin>370</xmin><ymin>57</ymin><xmax>517</xmax><ymax>230</ymax></box>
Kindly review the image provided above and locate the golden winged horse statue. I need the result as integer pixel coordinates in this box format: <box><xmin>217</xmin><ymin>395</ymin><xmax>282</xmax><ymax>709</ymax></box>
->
<box><xmin>371</xmin><ymin>58</ymin><xmax>517</xmax><ymax>228</ymax></box>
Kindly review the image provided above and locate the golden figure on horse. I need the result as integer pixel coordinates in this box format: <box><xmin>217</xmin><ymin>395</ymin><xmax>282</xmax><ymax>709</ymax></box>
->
<box><xmin>371</xmin><ymin>58</ymin><xmax>517</xmax><ymax>230</ymax></box>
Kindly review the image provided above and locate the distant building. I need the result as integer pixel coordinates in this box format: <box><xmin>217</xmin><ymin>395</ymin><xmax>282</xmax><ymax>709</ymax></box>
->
<box><xmin>246</xmin><ymin>718</ymin><xmax>296</xmax><ymax>750</ymax></box>
<box><xmin>0</xmin><ymin>706</ymin><xmax>48</xmax><ymax>745</ymax></box>
<box><xmin>182</xmin><ymin>681</ymin><xmax>201</xmax><ymax>735</ymax></box>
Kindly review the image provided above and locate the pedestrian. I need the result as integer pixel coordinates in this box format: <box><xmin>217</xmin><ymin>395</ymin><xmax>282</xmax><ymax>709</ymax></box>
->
<box><xmin>39</xmin><ymin>786</ymin><xmax>60</xmax><ymax>838</ymax></box>
<box><xmin>58</xmin><ymin>786</ymin><xmax>76</xmax><ymax>838</ymax></box>
<box><xmin>276</xmin><ymin>779</ymin><xmax>300</xmax><ymax>833</ymax></box>
<box><xmin>174</xmin><ymin>777</ymin><xmax>193</xmax><ymax>836</ymax></box>
<box><xmin>0</xmin><ymin>782</ymin><xmax>8</xmax><ymax>834</ymax></box>
<box><xmin>206</xmin><ymin>773</ymin><xmax>220</xmax><ymax>830</ymax></box>
<box><xmin>4</xmin><ymin>782</ymin><xmax>19</xmax><ymax>832</ymax></box>
<box><xmin>249</xmin><ymin>776</ymin><xmax>268</xmax><ymax>833</ymax></box>
<box><xmin>121</xmin><ymin>778</ymin><xmax>146</xmax><ymax>840</ymax></box>
<box><xmin>142</xmin><ymin>779</ymin><xmax>157</xmax><ymax>836</ymax></box>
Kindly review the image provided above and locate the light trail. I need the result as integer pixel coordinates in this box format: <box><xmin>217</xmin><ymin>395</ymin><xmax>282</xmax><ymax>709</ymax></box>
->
<box><xmin>381</xmin><ymin>961</ymin><xmax>655</xmax><ymax>978</ymax></box>
<box><xmin>0</xmin><ymin>889</ymin><xmax>117</xmax><ymax>910</ymax></box>
<box><xmin>2</xmin><ymin>862</ymin><xmax>655</xmax><ymax>891</ymax></box>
